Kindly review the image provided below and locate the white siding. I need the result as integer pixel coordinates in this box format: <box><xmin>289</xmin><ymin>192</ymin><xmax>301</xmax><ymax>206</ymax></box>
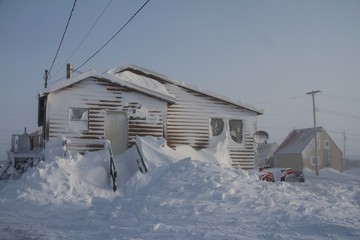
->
<box><xmin>46</xmin><ymin>78</ymin><xmax>167</xmax><ymax>152</ymax></box>
<box><xmin>164</xmin><ymin>83</ymin><xmax>258</xmax><ymax>169</ymax></box>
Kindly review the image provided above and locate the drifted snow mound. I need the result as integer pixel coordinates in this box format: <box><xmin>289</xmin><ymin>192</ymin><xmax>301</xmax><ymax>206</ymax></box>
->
<box><xmin>126</xmin><ymin>157</ymin><xmax>259</xmax><ymax>200</ymax></box>
<box><xmin>0</xmin><ymin>137</ymin><xmax>360</xmax><ymax>239</ymax></box>
<box><xmin>135</xmin><ymin>136</ymin><xmax>188</xmax><ymax>171</ymax></box>
<box><xmin>0</xmin><ymin>138</ymin><xmax>120</xmax><ymax>206</ymax></box>
<box><xmin>109</xmin><ymin>161</ymin><xmax>360</xmax><ymax>239</ymax></box>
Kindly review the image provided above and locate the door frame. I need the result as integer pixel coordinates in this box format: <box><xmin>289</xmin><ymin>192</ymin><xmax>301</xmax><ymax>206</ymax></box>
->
<box><xmin>104</xmin><ymin>111</ymin><xmax>129</xmax><ymax>154</ymax></box>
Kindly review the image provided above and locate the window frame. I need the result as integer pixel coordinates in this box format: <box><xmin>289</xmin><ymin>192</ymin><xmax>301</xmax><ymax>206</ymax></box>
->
<box><xmin>228</xmin><ymin>119</ymin><xmax>244</xmax><ymax>145</ymax></box>
<box><xmin>209</xmin><ymin>118</ymin><xmax>245</xmax><ymax>147</ymax></box>
<box><xmin>210</xmin><ymin>118</ymin><xmax>225</xmax><ymax>137</ymax></box>
<box><xmin>324</xmin><ymin>140</ymin><xmax>330</xmax><ymax>149</ymax></box>
<box><xmin>68</xmin><ymin>108</ymin><xmax>89</xmax><ymax>131</ymax></box>
<box><xmin>310</xmin><ymin>156</ymin><xmax>321</xmax><ymax>166</ymax></box>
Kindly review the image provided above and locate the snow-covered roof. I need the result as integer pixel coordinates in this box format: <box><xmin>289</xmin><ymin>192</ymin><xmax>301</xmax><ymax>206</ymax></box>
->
<box><xmin>38</xmin><ymin>70</ymin><xmax>176</xmax><ymax>104</ymax></box>
<box><xmin>107</xmin><ymin>63</ymin><xmax>264</xmax><ymax>114</ymax></box>
<box><xmin>275</xmin><ymin>127</ymin><xmax>323</xmax><ymax>155</ymax></box>
<box><xmin>258</xmin><ymin>143</ymin><xmax>279</xmax><ymax>159</ymax></box>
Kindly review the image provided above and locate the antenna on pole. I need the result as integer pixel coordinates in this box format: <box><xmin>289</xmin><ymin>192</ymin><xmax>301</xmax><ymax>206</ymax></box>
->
<box><xmin>306</xmin><ymin>90</ymin><xmax>321</xmax><ymax>176</ymax></box>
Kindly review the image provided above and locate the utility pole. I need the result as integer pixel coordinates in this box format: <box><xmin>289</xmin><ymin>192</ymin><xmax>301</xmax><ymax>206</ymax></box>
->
<box><xmin>306</xmin><ymin>90</ymin><xmax>321</xmax><ymax>176</ymax></box>
<box><xmin>343</xmin><ymin>130</ymin><xmax>346</xmax><ymax>169</ymax></box>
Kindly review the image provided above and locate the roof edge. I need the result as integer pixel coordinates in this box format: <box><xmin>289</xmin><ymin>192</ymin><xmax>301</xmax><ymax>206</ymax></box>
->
<box><xmin>107</xmin><ymin>64</ymin><xmax>264</xmax><ymax>115</ymax></box>
<box><xmin>38</xmin><ymin>70</ymin><xmax>176</xmax><ymax>104</ymax></box>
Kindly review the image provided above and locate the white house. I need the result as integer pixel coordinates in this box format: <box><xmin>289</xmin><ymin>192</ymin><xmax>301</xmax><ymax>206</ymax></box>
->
<box><xmin>38</xmin><ymin>64</ymin><xmax>264</xmax><ymax>169</ymax></box>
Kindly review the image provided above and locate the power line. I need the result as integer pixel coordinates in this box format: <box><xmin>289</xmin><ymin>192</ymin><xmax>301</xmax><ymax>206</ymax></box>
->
<box><xmin>320</xmin><ymin>92</ymin><xmax>360</xmax><ymax>102</ymax></box>
<box><xmin>327</xmin><ymin>130</ymin><xmax>360</xmax><ymax>138</ymax></box>
<box><xmin>48</xmin><ymin>69</ymin><xmax>84</xmax><ymax>85</ymax></box>
<box><xmin>255</xmin><ymin>95</ymin><xmax>306</xmax><ymax>105</ymax></box>
<box><xmin>48</xmin><ymin>0</ymin><xmax>78</xmax><ymax>74</ymax></box>
<box><xmin>73</xmin><ymin>0</ymin><xmax>151</xmax><ymax>72</ymax></box>
<box><xmin>52</xmin><ymin>0</ymin><xmax>114</xmax><ymax>79</ymax></box>
<box><xmin>47</xmin><ymin>76</ymin><xmax>67</xmax><ymax>86</ymax></box>
<box><xmin>317</xmin><ymin>107</ymin><xmax>360</xmax><ymax>121</ymax></box>
<box><xmin>262</xmin><ymin>111</ymin><xmax>311</xmax><ymax>116</ymax></box>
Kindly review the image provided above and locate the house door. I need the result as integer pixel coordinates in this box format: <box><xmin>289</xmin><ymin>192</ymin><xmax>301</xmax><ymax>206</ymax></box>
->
<box><xmin>105</xmin><ymin>111</ymin><xmax>128</xmax><ymax>155</ymax></box>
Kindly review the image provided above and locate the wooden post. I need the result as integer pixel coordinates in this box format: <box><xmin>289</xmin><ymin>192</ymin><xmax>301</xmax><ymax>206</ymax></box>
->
<box><xmin>66</xmin><ymin>63</ymin><xmax>72</xmax><ymax>79</ymax></box>
<box><xmin>44</xmin><ymin>70</ymin><xmax>48</xmax><ymax>88</ymax></box>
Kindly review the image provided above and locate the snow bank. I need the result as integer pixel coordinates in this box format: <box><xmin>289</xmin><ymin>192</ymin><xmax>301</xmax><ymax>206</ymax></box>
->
<box><xmin>1</xmin><ymin>138</ymin><xmax>120</xmax><ymax>207</ymax></box>
<box><xmin>0</xmin><ymin>137</ymin><xmax>359</xmax><ymax>239</ymax></box>
<box><xmin>136</xmin><ymin>136</ymin><xmax>188</xmax><ymax>170</ymax></box>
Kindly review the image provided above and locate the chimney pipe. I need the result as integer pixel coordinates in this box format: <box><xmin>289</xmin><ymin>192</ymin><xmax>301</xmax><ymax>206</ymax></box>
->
<box><xmin>66</xmin><ymin>63</ymin><xmax>72</xmax><ymax>79</ymax></box>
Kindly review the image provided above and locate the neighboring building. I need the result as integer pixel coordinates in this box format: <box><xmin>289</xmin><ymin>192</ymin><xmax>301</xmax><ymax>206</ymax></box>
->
<box><xmin>344</xmin><ymin>158</ymin><xmax>360</xmax><ymax>170</ymax></box>
<box><xmin>274</xmin><ymin>127</ymin><xmax>343</xmax><ymax>173</ymax></box>
<box><xmin>257</xmin><ymin>142</ymin><xmax>278</xmax><ymax>168</ymax></box>
<box><xmin>38</xmin><ymin>64</ymin><xmax>263</xmax><ymax>169</ymax></box>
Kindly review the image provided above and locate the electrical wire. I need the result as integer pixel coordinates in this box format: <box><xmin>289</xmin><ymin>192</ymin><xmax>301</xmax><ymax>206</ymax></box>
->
<box><xmin>73</xmin><ymin>0</ymin><xmax>151</xmax><ymax>73</ymax></box>
<box><xmin>262</xmin><ymin>111</ymin><xmax>312</xmax><ymax>116</ymax></box>
<box><xmin>47</xmin><ymin>75</ymin><xmax>66</xmax><ymax>86</ymax></box>
<box><xmin>255</xmin><ymin>95</ymin><xmax>306</xmax><ymax>106</ymax></box>
<box><xmin>327</xmin><ymin>130</ymin><xmax>360</xmax><ymax>137</ymax></box>
<box><xmin>52</xmin><ymin>0</ymin><xmax>114</xmax><ymax>79</ymax></box>
<box><xmin>320</xmin><ymin>92</ymin><xmax>360</xmax><ymax>102</ymax></box>
<box><xmin>48</xmin><ymin>0</ymin><xmax>78</xmax><ymax>74</ymax></box>
<box><xmin>317</xmin><ymin>107</ymin><xmax>360</xmax><ymax>121</ymax></box>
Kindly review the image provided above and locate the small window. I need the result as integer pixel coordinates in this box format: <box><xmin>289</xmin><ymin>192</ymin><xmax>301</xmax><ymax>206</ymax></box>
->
<box><xmin>68</xmin><ymin>108</ymin><xmax>88</xmax><ymax>130</ymax></box>
<box><xmin>311</xmin><ymin>156</ymin><xmax>321</xmax><ymax>165</ymax></box>
<box><xmin>324</xmin><ymin>140</ymin><xmax>329</xmax><ymax>149</ymax></box>
<box><xmin>210</xmin><ymin>118</ymin><xmax>224</xmax><ymax>137</ymax></box>
<box><xmin>70</xmin><ymin>108</ymin><xmax>88</xmax><ymax>121</ymax></box>
<box><xmin>229</xmin><ymin>119</ymin><xmax>243</xmax><ymax>144</ymax></box>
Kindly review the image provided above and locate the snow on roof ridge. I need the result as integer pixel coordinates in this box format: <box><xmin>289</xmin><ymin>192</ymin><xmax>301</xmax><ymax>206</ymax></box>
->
<box><xmin>38</xmin><ymin>69</ymin><xmax>176</xmax><ymax>103</ymax></box>
<box><xmin>114</xmin><ymin>71</ymin><xmax>175</xmax><ymax>99</ymax></box>
<box><xmin>107</xmin><ymin>64</ymin><xmax>264</xmax><ymax>114</ymax></box>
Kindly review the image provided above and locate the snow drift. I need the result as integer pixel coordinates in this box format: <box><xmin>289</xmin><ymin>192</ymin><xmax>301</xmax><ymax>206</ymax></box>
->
<box><xmin>0</xmin><ymin>136</ymin><xmax>359</xmax><ymax>239</ymax></box>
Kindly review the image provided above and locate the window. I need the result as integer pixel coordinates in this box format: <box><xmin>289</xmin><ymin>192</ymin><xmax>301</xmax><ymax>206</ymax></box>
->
<box><xmin>324</xmin><ymin>140</ymin><xmax>330</xmax><ymax>149</ymax></box>
<box><xmin>229</xmin><ymin>120</ymin><xmax>243</xmax><ymax>144</ymax></box>
<box><xmin>311</xmin><ymin>156</ymin><xmax>321</xmax><ymax>166</ymax></box>
<box><xmin>210</xmin><ymin>118</ymin><xmax>224</xmax><ymax>136</ymax></box>
<box><xmin>68</xmin><ymin>108</ymin><xmax>88</xmax><ymax>130</ymax></box>
<box><xmin>70</xmin><ymin>108</ymin><xmax>88</xmax><ymax>121</ymax></box>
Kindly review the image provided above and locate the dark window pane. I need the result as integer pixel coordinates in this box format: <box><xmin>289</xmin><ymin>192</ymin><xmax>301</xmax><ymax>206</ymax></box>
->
<box><xmin>229</xmin><ymin>120</ymin><xmax>243</xmax><ymax>143</ymax></box>
<box><xmin>70</xmin><ymin>109</ymin><xmax>87</xmax><ymax>120</ymax></box>
<box><xmin>210</xmin><ymin>118</ymin><xmax>224</xmax><ymax>136</ymax></box>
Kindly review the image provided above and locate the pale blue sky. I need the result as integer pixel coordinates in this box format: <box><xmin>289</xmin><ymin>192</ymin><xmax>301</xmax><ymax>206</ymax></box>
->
<box><xmin>0</xmin><ymin>0</ymin><xmax>359</xmax><ymax>159</ymax></box>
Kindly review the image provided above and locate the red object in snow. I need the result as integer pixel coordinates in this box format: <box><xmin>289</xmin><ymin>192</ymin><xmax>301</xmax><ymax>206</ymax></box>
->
<box><xmin>280</xmin><ymin>168</ymin><xmax>293</xmax><ymax>181</ymax></box>
<box><xmin>259</xmin><ymin>170</ymin><xmax>275</xmax><ymax>182</ymax></box>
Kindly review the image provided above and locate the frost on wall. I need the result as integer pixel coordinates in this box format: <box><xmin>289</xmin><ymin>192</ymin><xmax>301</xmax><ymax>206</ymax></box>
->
<box><xmin>45</xmin><ymin>77</ymin><xmax>168</xmax><ymax>150</ymax></box>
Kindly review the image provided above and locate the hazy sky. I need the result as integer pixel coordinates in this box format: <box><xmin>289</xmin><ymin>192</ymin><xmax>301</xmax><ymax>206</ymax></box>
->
<box><xmin>0</xmin><ymin>0</ymin><xmax>359</xmax><ymax>159</ymax></box>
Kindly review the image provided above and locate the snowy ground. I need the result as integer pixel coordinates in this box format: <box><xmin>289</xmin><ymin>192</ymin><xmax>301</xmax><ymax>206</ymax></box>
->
<box><xmin>0</xmin><ymin>137</ymin><xmax>359</xmax><ymax>240</ymax></box>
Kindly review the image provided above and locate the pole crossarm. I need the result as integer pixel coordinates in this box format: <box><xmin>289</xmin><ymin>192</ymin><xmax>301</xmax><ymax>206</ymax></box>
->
<box><xmin>306</xmin><ymin>90</ymin><xmax>321</xmax><ymax>96</ymax></box>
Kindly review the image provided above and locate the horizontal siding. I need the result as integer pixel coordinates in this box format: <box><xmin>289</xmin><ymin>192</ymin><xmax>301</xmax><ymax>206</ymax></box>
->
<box><xmin>229</xmin><ymin>133</ymin><xmax>256</xmax><ymax>169</ymax></box>
<box><xmin>164</xmin><ymin>84</ymin><xmax>257</xmax><ymax>169</ymax></box>
<box><xmin>46</xmin><ymin>74</ymin><xmax>259</xmax><ymax>169</ymax></box>
<box><xmin>46</xmin><ymin>78</ymin><xmax>166</xmax><ymax>153</ymax></box>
